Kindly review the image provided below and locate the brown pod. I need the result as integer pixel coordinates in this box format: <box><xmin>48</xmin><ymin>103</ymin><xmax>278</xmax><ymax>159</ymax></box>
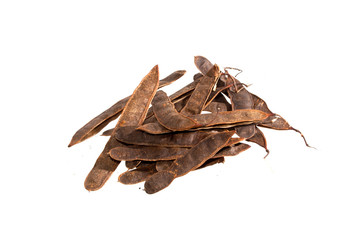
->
<box><xmin>213</xmin><ymin>143</ymin><xmax>251</xmax><ymax>158</ymax></box>
<box><xmin>111</xmin><ymin>136</ymin><xmax>241</xmax><ymax>162</ymax></box>
<box><xmin>196</xmin><ymin>157</ymin><xmax>225</xmax><ymax>170</ymax></box>
<box><xmin>115</xmin><ymin>126</ymin><xmax>215</xmax><ymax>147</ymax></box>
<box><xmin>203</xmin><ymin>92</ymin><xmax>232</xmax><ymax>113</ymax></box>
<box><xmin>180</xmin><ymin>64</ymin><xmax>220</xmax><ymax>116</ymax></box>
<box><xmin>101</xmin><ymin>128</ymin><xmax>113</xmax><ymax>136</ymax></box>
<box><xmin>68</xmin><ymin>70</ymin><xmax>185</xmax><ymax>147</ymax></box>
<box><xmin>252</xmin><ymin>93</ymin><xmax>313</xmax><ymax>148</ymax></box>
<box><xmin>191</xmin><ymin>109</ymin><xmax>271</xmax><ymax>127</ymax></box>
<box><xmin>144</xmin><ymin>131</ymin><xmax>234</xmax><ymax>194</ymax></box>
<box><xmin>110</xmin><ymin>146</ymin><xmax>189</xmax><ymax>161</ymax></box>
<box><xmin>202</xmin><ymin>85</ymin><xmax>232</xmax><ymax>111</ymax></box>
<box><xmin>155</xmin><ymin>160</ymin><xmax>174</xmax><ymax>172</ymax></box>
<box><xmin>226</xmin><ymin>75</ymin><xmax>256</xmax><ymax>139</ymax></box>
<box><xmin>152</xmin><ymin>90</ymin><xmax>198</xmax><ymax>131</ymax></box>
<box><xmin>84</xmin><ymin>65</ymin><xmax>159</xmax><ymax>191</ymax></box>
<box><xmin>247</xmin><ymin>127</ymin><xmax>270</xmax><ymax>157</ymax></box>
<box><xmin>118</xmin><ymin>162</ymin><xmax>157</xmax><ymax>185</ymax></box>
<box><xmin>125</xmin><ymin>160</ymin><xmax>141</xmax><ymax>169</ymax></box>
<box><xmin>194</xmin><ymin>56</ymin><xmax>217</xmax><ymax>77</ymax></box>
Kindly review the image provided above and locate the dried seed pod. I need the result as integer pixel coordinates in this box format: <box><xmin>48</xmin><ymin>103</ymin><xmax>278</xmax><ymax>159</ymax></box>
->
<box><xmin>213</xmin><ymin>143</ymin><xmax>251</xmax><ymax>158</ymax></box>
<box><xmin>203</xmin><ymin>93</ymin><xmax>232</xmax><ymax>113</ymax></box>
<box><xmin>125</xmin><ymin>160</ymin><xmax>141</xmax><ymax>169</ymax></box>
<box><xmin>190</xmin><ymin>109</ymin><xmax>271</xmax><ymax>127</ymax></box>
<box><xmin>68</xmin><ymin>70</ymin><xmax>185</xmax><ymax>147</ymax></box>
<box><xmin>251</xmin><ymin>93</ymin><xmax>313</xmax><ymax>148</ymax></box>
<box><xmin>226</xmin><ymin>76</ymin><xmax>256</xmax><ymax>139</ymax></box>
<box><xmin>84</xmin><ymin>65</ymin><xmax>159</xmax><ymax>191</ymax></box>
<box><xmin>110</xmin><ymin>146</ymin><xmax>189</xmax><ymax>161</ymax></box>
<box><xmin>115</xmin><ymin>126</ymin><xmax>215</xmax><ymax>147</ymax></box>
<box><xmin>118</xmin><ymin>162</ymin><xmax>157</xmax><ymax>185</ymax></box>
<box><xmin>110</xmin><ymin>137</ymin><xmax>241</xmax><ymax>162</ymax></box>
<box><xmin>155</xmin><ymin>160</ymin><xmax>174</xmax><ymax>172</ymax></box>
<box><xmin>152</xmin><ymin>90</ymin><xmax>198</xmax><ymax>131</ymax></box>
<box><xmin>138</xmin><ymin>109</ymin><xmax>270</xmax><ymax>134</ymax></box>
<box><xmin>247</xmin><ymin>127</ymin><xmax>270</xmax><ymax>157</ymax></box>
<box><xmin>194</xmin><ymin>56</ymin><xmax>216</xmax><ymax>77</ymax></box>
<box><xmin>144</xmin><ymin>131</ymin><xmax>234</xmax><ymax>194</ymax></box>
<box><xmin>180</xmin><ymin>64</ymin><xmax>220</xmax><ymax>116</ymax></box>
<box><xmin>196</xmin><ymin>157</ymin><xmax>225</xmax><ymax>170</ymax></box>
<box><xmin>202</xmin><ymin>85</ymin><xmax>232</xmax><ymax>111</ymax></box>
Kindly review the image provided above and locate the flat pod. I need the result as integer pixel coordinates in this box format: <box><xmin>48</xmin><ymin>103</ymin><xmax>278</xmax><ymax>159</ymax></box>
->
<box><xmin>68</xmin><ymin>70</ymin><xmax>185</xmax><ymax>147</ymax></box>
<box><xmin>144</xmin><ymin>131</ymin><xmax>234</xmax><ymax>194</ymax></box>
<box><xmin>84</xmin><ymin>65</ymin><xmax>159</xmax><ymax>191</ymax></box>
<box><xmin>125</xmin><ymin>160</ymin><xmax>141</xmax><ymax>169</ymax></box>
<box><xmin>152</xmin><ymin>90</ymin><xmax>198</xmax><ymax>131</ymax></box>
<box><xmin>226</xmin><ymin>77</ymin><xmax>256</xmax><ymax>139</ymax></box>
<box><xmin>196</xmin><ymin>157</ymin><xmax>225</xmax><ymax>170</ymax></box>
<box><xmin>194</xmin><ymin>56</ymin><xmax>217</xmax><ymax>77</ymax></box>
<box><xmin>247</xmin><ymin>126</ymin><xmax>269</xmax><ymax>157</ymax></box>
<box><xmin>110</xmin><ymin>146</ymin><xmax>189</xmax><ymax>161</ymax></box>
<box><xmin>180</xmin><ymin>64</ymin><xmax>220</xmax><ymax>116</ymax></box>
<box><xmin>190</xmin><ymin>109</ymin><xmax>271</xmax><ymax>127</ymax></box>
<box><xmin>156</xmin><ymin>157</ymin><xmax>226</xmax><ymax>172</ymax></box>
<box><xmin>251</xmin><ymin>93</ymin><xmax>313</xmax><ymax>148</ymax></box>
<box><xmin>115</xmin><ymin>126</ymin><xmax>216</xmax><ymax>147</ymax></box>
<box><xmin>213</xmin><ymin>143</ymin><xmax>251</xmax><ymax>158</ymax></box>
<box><xmin>110</xmin><ymin>136</ymin><xmax>242</xmax><ymax>162</ymax></box>
<box><xmin>118</xmin><ymin>162</ymin><xmax>157</xmax><ymax>185</ymax></box>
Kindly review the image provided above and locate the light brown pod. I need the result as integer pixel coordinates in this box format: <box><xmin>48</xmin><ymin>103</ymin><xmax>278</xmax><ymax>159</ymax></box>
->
<box><xmin>68</xmin><ymin>70</ymin><xmax>185</xmax><ymax>147</ymax></box>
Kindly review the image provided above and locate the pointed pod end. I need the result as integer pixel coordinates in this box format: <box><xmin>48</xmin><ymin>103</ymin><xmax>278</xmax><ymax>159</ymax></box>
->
<box><xmin>68</xmin><ymin>140</ymin><xmax>76</xmax><ymax>148</ymax></box>
<box><xmin>176</xmin><ymin>70</ymin><xmax>186</xmax><ymax>75</ymax></box>
<box><xmin>144</xmin><ymin>171</ymin><xmax>176</xmax><ymax>194</ymax></box>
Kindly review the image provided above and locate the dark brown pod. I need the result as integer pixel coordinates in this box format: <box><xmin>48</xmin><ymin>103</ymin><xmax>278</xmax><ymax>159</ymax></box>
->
<box><xmin>110</xmin><ymin>146</ymin><xmax>189</xmax><ymax>161</ymax></box>
<box><xmin>84</xmin><ymin>65</ymin><xmax>159</xmax><ymax>191</ymax></box>
<box><xmin>125</xmin><ymin>160</ymin><xmax>141</xmax><ymax>169</ymax></box>
<box><xmin>194</xmin><ymin>56</ymin><xmax>217</xmax><ymax>77</ymax></box>
<box><xmin>152</xmin><ymin>90</ymin><xmax>198</xmax><ymax>131</ymax></box>
<box><xmin>191</xmin><ymin>109</ymin><xmax>271</xmax><ymax>127</ymax></box>
<box><xmin>144</xmin><ymin>131</ymin><xmax>234</xmax><ymax>194</ymax></box>
<box><xmin>118</xmin><ymin>162</ymin><xmax>157</xmax><ymax>185</ymax></box>
<box><xmin>115</xmin><ymin>126</ymin><xmax>215</xmax><ymax>147</ymax></box>
<box><xmin>180</xmin><ymin>64</ymin><xmax>220</xmax><ymax>116</ymax></box>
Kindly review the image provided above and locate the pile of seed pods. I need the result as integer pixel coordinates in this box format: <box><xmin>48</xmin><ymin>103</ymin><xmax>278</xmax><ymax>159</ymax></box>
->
<box><xmin>68</xmin><ymin>56</ymin><xmax>311</xmax><ymax>194</ymax></box>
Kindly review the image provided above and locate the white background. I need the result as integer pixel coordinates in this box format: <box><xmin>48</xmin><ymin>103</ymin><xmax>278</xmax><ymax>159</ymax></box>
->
<box><xmin>1</xmin><ymin>1</ymin><xmax>359</xmax><ymax>239</ymax></box>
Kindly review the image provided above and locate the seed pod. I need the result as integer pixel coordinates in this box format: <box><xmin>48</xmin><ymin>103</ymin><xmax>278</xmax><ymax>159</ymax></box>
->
<box><xmin>118</xmin><ymin>162</ymin><xmax>157</xmax><ymax>185</ymax></box>
<box><xmin>194</xmin><ymin>56</ymin><xmax>216</xmax><ymax>77</ymax></box>
<box><xmin>213</xmin><ymin>143</ymin><xmax>251</xmax><ymax>158</ymax></box>
<box><xmin>84</xmin><ymin>65</ymin><xmax>159</xmax><ymax>191</ymax></box>
<box><xmin>68</xmin><ymin>70</ymin><xmax>185</xmax><ymax>147</ymax></box>
<box><xmin>125</xmin><ymin>160</ymin><xmax>141</xmax><ymax>169</ymax></box>
<box><xmin>115</xmin><ymin>126</ymin><xmax>216</xmax><ymax>147</ymax></box>
<box><xmin>110</xmin><ymin>137</ymin><xmax>241</xmax><ymax>162</ymax></box>
<box><xmin>247</xmin><ymin>127</ymin><xmax>269</xmax><ymax>158</ymax></box>
<box><xmin>144</xmin><ymin>131</ymin><xmax>234</xmax><ymax>194</ymax></box>
<box><xmin>152</xmin><ymin>90</ymin><xmax>198</xmax><ymax>131</ymax></box>
<box><xmin>180</xmin><ymin>64</ymin><xmax>220</xmax><ymax>116</ymax></box>
<box><xmin>196</xmin><ymin>157</ymin><xmax>225</xmax><ymax>170</ymax></box>
<box><xmin>110</xmin><ymin>146</ymin><xmax>189</xmax><ymax>161</ymax></box>
<box><xmin>226</xmin><ymin>75</ymin><xmax>256</xmax><ymax>139</ymax></box>
<box><xmin>190</xmin><ymin>109</ymin><xmax>271</xmax><ymax>127</ymax></box>
<box><xmin>155</xmin><ymin>160</ymin><xmax>174</xmax><ymax>172</ymax></box>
